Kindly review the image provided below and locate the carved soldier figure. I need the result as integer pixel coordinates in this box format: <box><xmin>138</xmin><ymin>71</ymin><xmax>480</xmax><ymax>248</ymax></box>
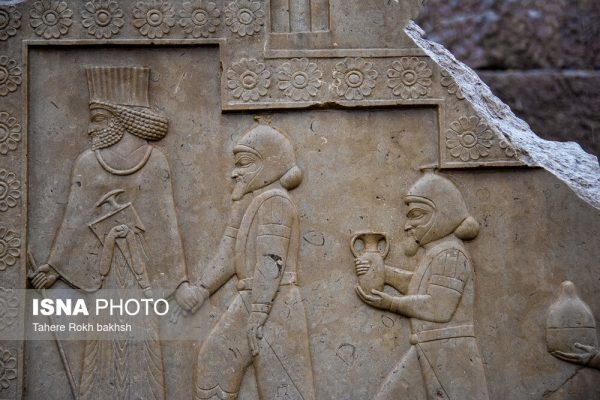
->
<box><xmin>354</xmin><ymin>172</ymin><xmax>489</xmax><ymax>400</ymax></box>
<box><xmin>30</xmin><ymin>66</ymin><xmax>199</xmax><ymax>400</ymax></box>
<box><xmin>192</xmin><ymin>124</ymin><xmax>315</xmax><ymax>400</ymax></box>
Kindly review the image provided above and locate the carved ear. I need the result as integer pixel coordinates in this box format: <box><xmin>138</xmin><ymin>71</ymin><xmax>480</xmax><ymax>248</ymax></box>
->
<box><xmin>280</xmin><ymin>165</ymin><xmax>303</xmax><ymax>190</ymax></box>
<box><xmin>454</xmin><ymin>216</ymin><xmax>480</xmax><ymax>241</ymax></box>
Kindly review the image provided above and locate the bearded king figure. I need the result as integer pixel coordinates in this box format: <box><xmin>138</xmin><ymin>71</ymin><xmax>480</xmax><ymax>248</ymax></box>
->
<box><xmin>192</xmin><ymin>124</ymin><xmax>315</xmax><ymax>400</ymax></box>
<box><xmin>30</xmin><ymin>66</ymin><xmax>200</xmax><ymax>400</ymax></box>
<box><xmin>355</xmin><ymin>172</ymin><xmax>490</xmax><ymax>400</ymax></box>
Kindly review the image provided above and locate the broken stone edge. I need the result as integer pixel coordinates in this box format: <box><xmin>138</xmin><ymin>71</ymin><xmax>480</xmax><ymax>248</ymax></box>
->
<box><xmin>406</xmin><ymin>22</ymin><xmax>600</xmax><ymax>210</ymax></box>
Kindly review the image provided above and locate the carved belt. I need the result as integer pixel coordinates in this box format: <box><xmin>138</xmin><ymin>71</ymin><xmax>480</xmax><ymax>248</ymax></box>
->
<box><xmin>236</xmin><ymin>272</ymin><xmax>297</xmax><ymax>291</ymax></box>
<box><xmin>410</xmin><ymin>324</ymin><xmax>475</xmax><ymax>345</ymax></box>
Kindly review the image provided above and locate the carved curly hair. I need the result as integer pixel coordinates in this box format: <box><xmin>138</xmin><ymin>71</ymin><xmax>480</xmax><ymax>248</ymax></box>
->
<box><xmin>91</xmin><ymin>101</ymin><xmax>169</xmax><ymax>141</ymax></box>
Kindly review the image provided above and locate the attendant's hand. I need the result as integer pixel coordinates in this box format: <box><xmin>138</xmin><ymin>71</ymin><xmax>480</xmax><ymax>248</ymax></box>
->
<box><xmin>355</xmin><ymin>286</ymin><xmax>394</xmax><ymax>311</ymax></box>
<box><xmin>29</xmin><ymin>264</ymin><xmax>58</xmax><ymax>290</ymax></box>
<box><xmin>553</xmin><ymin>343</ymin><xmax>599</xmax><ymax>367</ymax></box>
<box><xmin>354</xmin><ymin>256</ymin><xmax>372</xmax><ymax>276</ymax></box>
<box><xmin>170</xmin><ymin>283</ymin><xmax>208</xmax><ymax>324</ymax></box>
<box><xmin>175</xmin><ymin>282</ymin><xmax>206</xmax><ymax>312</ymax></box>
<box><xmin>247</xmin><ymin>311</ymin><xmax>268</xmax><ymax>356</ymax></box>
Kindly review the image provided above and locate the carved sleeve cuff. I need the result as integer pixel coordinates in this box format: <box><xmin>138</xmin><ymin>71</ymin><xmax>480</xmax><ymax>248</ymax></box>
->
<box><xmin>224</xmin><ymin>226</ymin><xmax>238</xmax><ymax>239</ymax></box>
<box><xmin>251</xmin><ymin>303</ymin><xmax>272</xmax><ymax>314</ymax></box>
<box><xmin>389</xmin><ymin>297</ymin><xmax>402</xmax><ymax>315</ymax></box>
<box><xmin>429</xmin><ymin>275</ymin><xmax>464</xmax><ymax>293</ymax></box>
<box><xmin>257</xmin><ymin>223</ymin><xmax>291</xmax><ymax>239</ymax></box>
<box><xmin>589</xmin><ymin>351</ymin><xmax>600</xmax><ymax>369</ymax></box>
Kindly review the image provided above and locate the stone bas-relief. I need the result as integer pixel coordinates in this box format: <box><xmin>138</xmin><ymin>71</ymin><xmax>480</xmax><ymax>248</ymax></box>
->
<box><xmin>194</xmin><ymin>125</ymin><xmax>315</xmax><ymax>400</ymax></box>
<box><xmin>29</xmin><ymin>66</ymin><xmax>202</xmax><ymax>400</ymax></box>
<box><xmin>353</xmin><ymin>172</ymin><xmax>489</xmax><ymax>400</ymax></box>
<box><xmin>2</xmin><ymin>0</ymin><xmax>599</xmax><ymax>399</ymax></box>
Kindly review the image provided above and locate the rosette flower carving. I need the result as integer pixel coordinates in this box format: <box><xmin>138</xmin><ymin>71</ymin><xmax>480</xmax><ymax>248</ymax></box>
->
<box><xmin>277</xmin><ymin>58</ymin><xmax>322</xmax><ymax>101</ymax></box>
<box><xmin>0</xmin><ymin>226</ymin><xmax>19</xmax><ymax>272</ymax></box>
<box><xmin>133</xmin><ymin>0</ymin><xmax>176</xmax><ymax>39</ymax></box>
<box><xmin>387</xmin><ymin>57</ymin><xmax>432</xmax><ymax>99</ymax></box>
<box><xmin>29</xmin><ymin>0</ymin><xmax>73</xmax><ymax>39</ymax></box>
<box><xmin>333</xmin><ymin>58</ymin><xmax>378</xmax><ymax>101</ymax></box>
<box><xmin>0</xmin><ymin>56</ymin><xmax>21</xmax><ymax>97</ymax></box>
<box><xmin>499</xmin><ymin>139</ymin><xmax>516</xmax><ymax>158</ymax></box>
<box><xmin>81</xmin><ymin>0</ymin><xmax>124</xmax><ymax>39</ymax></box>
<box><xmin>227</xmin><ymin>58</ymin><xmax>271</xmax><ymax>102</ymax></box>
<box><xmin>0</xmin><ymin>169</ymin><xmax>20</xmax><ymax>212</ymax></box>
<box><xmin>0</xmin><ymin>288</ymin><xmax>18</xmax><ymax>332</ymax></box>
<box><xmin>446</xmin><ymin>116</ymin><xmax>494</xmax><ymax>162</ymax></box>
<box><xmin>0</xmin><ymin>112</ymin><xmax>20</xmax><ymax>155</ymax></box>
<box><xmin>441</xmin><ymin>70</ymin><xmax>464</xmax><ymax>100</ymax></box>
<box><xmin>179</xmin><ymin>0</ymin><xmax>220</xmax><ymax>38</ymax></box>
<box><xmin>0</xmin><ymin>6</ymin><xmax>22</xmax><ymax>41</ymax></box>
<box><xmin>0</xmin><ymin>347</ymin><xmax>17</xmax><ymax>390</ymax></box>
<box><xmin>224</xmin><ymin>0</ymin><xmax>265</xmax><ymax>37</ymax></box>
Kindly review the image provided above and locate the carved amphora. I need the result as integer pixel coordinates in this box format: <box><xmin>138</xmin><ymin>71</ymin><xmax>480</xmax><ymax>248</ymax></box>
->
<box><xmin>350</xmin><ymin>232</ymin><xmax>389</xmax><ymax>293</ymax></box>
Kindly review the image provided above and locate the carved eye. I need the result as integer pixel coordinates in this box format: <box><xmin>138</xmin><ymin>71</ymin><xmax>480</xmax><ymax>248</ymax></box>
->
<box><xmin>407</xmin><ymin>208</ymin><xmax>428</xmax><ymax>219</ymax></box>
<box><xmin>236</xmin><ymin>155</ymin><xmax>255</xmax><ymax>167</ymax></box>
<box><xmin>92</xmin><ymin>114</ymin><xmax>107</xmax><ymax>123</ymax></box>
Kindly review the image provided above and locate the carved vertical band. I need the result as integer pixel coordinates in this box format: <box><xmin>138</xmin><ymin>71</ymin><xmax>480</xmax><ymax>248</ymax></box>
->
<box><xmin>290</xmin><ymin>0</ymin><xmax>310</xmax><ymax>32</ymax></box>
<box><xmin>310</xmin><ymin>0</ymin><xmax>329</xmax><ymax>31</ymax></box>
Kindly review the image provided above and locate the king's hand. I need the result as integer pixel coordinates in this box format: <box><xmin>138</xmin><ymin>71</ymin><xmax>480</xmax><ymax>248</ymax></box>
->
<box><xmin>170</xmin><ymin>282</ymin><xmax>208</xmax><ymax>324</ymax></box>
<box><xmin>175</xmin><ymin>282</ymin><xmax>207</xmax><ymax>312</ymax></box>
<box><xmin>29</xmin><ymin>264</ymin><xmax>59</xmax><ymax>290</ymax></box>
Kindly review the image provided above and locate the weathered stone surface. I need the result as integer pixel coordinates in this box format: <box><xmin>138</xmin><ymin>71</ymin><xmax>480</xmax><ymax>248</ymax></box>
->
<box><xmin>0</xmin><ymin>1</ymin><xmax>599</xmax><ymax>400</ymax></box>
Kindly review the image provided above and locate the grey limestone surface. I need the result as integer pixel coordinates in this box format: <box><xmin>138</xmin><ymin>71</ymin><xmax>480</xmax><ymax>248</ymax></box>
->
<box><xmin>0</xmin><ymin>1</ymin><xmax>598</xmax><ymax>400</ymax></box>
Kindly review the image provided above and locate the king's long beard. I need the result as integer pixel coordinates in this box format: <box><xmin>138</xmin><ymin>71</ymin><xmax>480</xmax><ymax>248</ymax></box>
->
<box><xmin>90</xmin><ymin>123</ymin><xmax>126</xmax><ymax>150</ymax></box>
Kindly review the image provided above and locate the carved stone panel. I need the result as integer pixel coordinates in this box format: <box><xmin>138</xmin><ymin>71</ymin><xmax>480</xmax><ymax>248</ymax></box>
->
<box><xmin>1</xmin><ymin>1</ymin><xmax>599</xmax><ymax>400</ymax></box>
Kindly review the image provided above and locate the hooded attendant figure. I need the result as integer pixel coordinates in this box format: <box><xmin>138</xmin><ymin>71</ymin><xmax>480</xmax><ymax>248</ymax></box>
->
<box><xmin>192</xmin><ymin>125</ymin><xmax>315</xmax><ymax>400</ymax></box>
<box><xmin>30</xmin><ymin>66</ymin><xmax>200</xmax><ymax>400</ymax></box>
<box><xmin>354</xmin><ymin>171</ymin><xmax>490</xmax><ymax>400</ymax></box>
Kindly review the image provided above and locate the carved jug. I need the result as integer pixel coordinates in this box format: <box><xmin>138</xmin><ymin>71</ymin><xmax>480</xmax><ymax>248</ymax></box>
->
<box><xmin>546</xmin><ymin>281</ymin><xmax>598</xmax><ymax>354</ymax></box>
<box><xmin>350</xmin><ymin>232</ymin><xmax>389</xmax><ymax>293</ymax></box>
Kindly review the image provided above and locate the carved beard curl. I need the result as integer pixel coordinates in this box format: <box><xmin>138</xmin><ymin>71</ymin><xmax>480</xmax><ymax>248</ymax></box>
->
<box><xmin>402</xmin><ymin>233</ymin><xmax>420</xmax><ymax>257</ymax></box>
<box><xmin>90</xmin><ymin>121</ymin><xmax>126</xmax><ymax>150</ymax></box>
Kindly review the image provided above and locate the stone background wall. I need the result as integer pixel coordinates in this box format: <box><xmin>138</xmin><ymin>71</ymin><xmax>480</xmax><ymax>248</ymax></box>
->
<box><xmin>416</xmin><ymin>0</ymin><xmax>600</xmax><ymax>157</ymax></box>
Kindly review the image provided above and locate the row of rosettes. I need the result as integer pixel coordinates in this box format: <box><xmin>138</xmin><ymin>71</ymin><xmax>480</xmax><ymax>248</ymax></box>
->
<box><xmin>0</xmin><ymin>0</ymin><xmax>265</xmax><ymax>40</ymax></box>
<box><xmin>225</xmin><ymin>56</ymin><xmax>464</xmax><ymax>103</ymax></box>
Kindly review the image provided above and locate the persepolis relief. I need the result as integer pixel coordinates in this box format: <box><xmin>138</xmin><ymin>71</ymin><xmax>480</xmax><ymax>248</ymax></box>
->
<box><xmin>0</xmin><ymin>1</ymin><xmax>599</xmax><ymax>399</ymax></box>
